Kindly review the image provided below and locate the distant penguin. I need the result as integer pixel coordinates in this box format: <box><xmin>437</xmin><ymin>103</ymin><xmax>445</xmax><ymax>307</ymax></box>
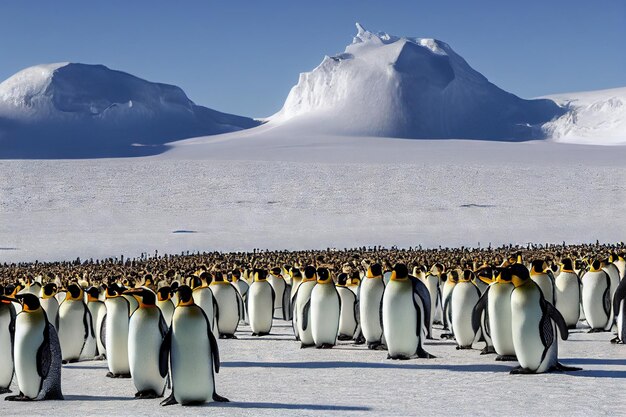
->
<box><xmin>611</xmin><ymin>276</ymin><xmax>626</xmax><ymax>344</ymax></box>
<box><xmin>57</xmin><ymin>283</ymin><xmax>96</xmax><ymax>363</ymax></box>
<box><xmin>360</xmin><ymin>263</ymin><xmax>386</xmax><ymax>350</ymax></box>
<box><xmin>582</xmin><ymin>260</ymin><xmax>614</xmax><ymax>332</ymax></box>
<box><xmin>231</xmin><ymin>270</ymin><xmax>249</xmax><ymax>324</ymax></box>
<box><xmin>192</xmin><ymin>275</ymin><xmax>218</xmax><ymax>337</ymax></box>
<box><xmin>294</xmin><ymin>266</ymin><xmax>318</xmax><ymax>348</ymax></box>
<box><xmin>509</xmin><ymin>264</ymin><xmax>580</xmax><ymax>374</ymax></box>
<box><xmin>383</xmin><ymin>264</ymin><xmax>433</xmax><ymax>359</ymax></box>
<box><xmin>450</xmin><ymin>270</ymin><xmax>481</xmax><ymax>349</ymax></box>
<box><xmin>156</xmin><ymin>286</ymin><xmax>175</xmax><ymax>327</ymax></box>
<box><xmin>103</xmin><ymin>285</ymin><xmax>131</xmax><ymax>378</ymax></box>
<box><xmin>336</xmin><ymin>273</ymin><xmax>359</xmax><ymax>340</ymax></box>
<box><xmin>210</xmin><ymin>272</ymin><xmax>241</xmax><ymax>338</ymax></box>
<box><xmin>612</xmin><ymin>253</ymin><xmax>626</xmax><ymax>280</ymax></box>
<box><xmin>310</xmin><ymin>268</ymin><xmax>340</xmax><ymax>349</ymax></box>
<box><xmin>248</xmin><ymin>269</ymin><xmax>275</xmax><ymax>336</ymax></box>
<box><xmin>421</xmin><ymin>264</ymin><xmax>442</xmax><ymax>338</ymax></box>
<box><xmin>530</xmin><ymin>260</ymin><xmax>556</xmax><ymax>305</ymax></box>
<box><xmin>125</xmin><ymin>288</ymin><xmax>169</xmax><ymax>399</ymax></box>
<box><xmin>268</xmin><ymin>267</ymin><xmax>292</xmax><ymax>321</ymax></box>
<box><xmin>4</xmin><ymin>293</ymin><xmax>63</xmax><ymax>401</ymax></box>
<box><xmin>471</xmin><ymin>266</ymin><xmax>496</xmax><ymax>354</ymax></box>
<box><xmin>603</xmin><ymin>259</ymin><xmax>620</xmax><ymax>325</ymax></box>
<box><xmin>160</xmin><ymin>286</ymin><xmax>229</xmax><ymax>406</ymax></box>
<box><xmin>0</xmin><ymin>288</ymin><xmax>16</xmax><ymax>394</ymax></box>
<box><xmin>289</xmin><ymin>267</ymin><xmax>303</xmax><ymax>326</ymax></box>
<box><xmin>40</xmin><ymin>283</ymin><xmax>60</xmax><ymax>329</ymax></box>
<box><xmin>554</xmin><ymin>258</ymin><xmax>581</xmax><ymax>329</ymax></box>
<box><xmin>86</xmin><ymin>286</ymin><xmax>107</xmax><ymax>358</ymax></box>
<box><xmin>441</xmin><ymin>270</ymin><xmax>458</xmax><ymax>334</ymax></box>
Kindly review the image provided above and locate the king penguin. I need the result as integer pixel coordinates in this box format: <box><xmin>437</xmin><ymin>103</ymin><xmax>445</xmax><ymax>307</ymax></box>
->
<box><xmin>310</xmin><ymin>268</ymin><xmax>341</xmax><ymax>349</ymax></box>
<box><xmin>359</xmin><ymin>263</ymin><xmax>386</xmax><ymax>350</ymax></box>
<box><xmin>509</xmin><ymin>263</ymin><xmax>580</xmax><ymax>374</ymax></box>
<box><xmin>160</xmin><ymin>285</ymin><xmax>229</xmax><ymax>406</ymax></box>
<box><xmin>268</xmin><ymin>267</ymin><xmax>292</xmax><ymax>321</ymax></box>
<box><xmin>231</xmin><ymin>269</ymin><xmax>249</xmax><ymax>324</ymax></box>
<box><xmin>611</xmin><ymin>276</ymin><xmax>626</xmax><ymax>344</ymax></box>
<box><xmin>86</xmin><ymin>286</ymin><xmax>107</xmax><ymax>359</ymax></box>
<box><xmin>336</xmin><ymin>273</ymin><xmax>359</xmax><ymax>341</ymax></box>
<box><xmin>581</xmin><ymin>259</ymin><xmax>614</xmax><ymax>332</ymax></box>
<box><xmin>4</xmin><ymin>293</ymin><xmax>63</xmax><ymax>401</ymax></box>
<box><xmin>156</xmin><ymin>286</ymin><xmax>175</xmax><ymax>327</ymax></box>
<box><xmin>441</xmin><ymin>270</ymin><xmax>458</xmax><ymax>335</ymax></box>
<box><xmin>103</xmin><ymin>284</ymin><xmax>131</xmax><ymax>378</ymax></box>
<box><xmin>421</xmin><ymin>264</ymin><xmax>442</xmax><ymax>339</ymax></box>
<box><xmin>210</xmin><ymin>272</ymin><xmax>241</xmax><ymax>338</ymax></box>
<box><xmin>554</xmin><ymin>258</ymin><xmax>581</xmax><ymax>329</ymax></box>
<box><xmin>530</xmin><ymin>260</ymin><xmax>556</xmax><ymax>305</ymax></box>
<box><xmin>125</xmin><ymin>287</ymin><xmax>169</xmax><ymax>399</ymax></box>
<box><xmin>294</xmin><ymin>266</ymin><xmax>318</xmax><ymax>348</ymax></box>
<box><xmin>57</xmin><ymin>283</ymin><xmax>96</xmax><ymax>363</ymax></box>
<box><xmin>450</xmin><ymin>270</ymin><xmax>481</xmax><ymax>349</ymax></box>
<box><xmin>40</xmin><ymin>283</ymin><xmax>60</xmax><ymax>330</ymax></box>
<box><xmin>191</xmin><ymin>274</ymin><xmax>218</xmax><ymax>338</ymax></box>
<box><xmin>0</xmin><ymin>288</ymin><xmax>16</xmax><ymax>394</ymax></box>
<box><xmin>382</xmin><ymin>264</ymin><xmax>433</xmax><ymax>359</ymax></box>
<box><xmin>247</xmin><ymin>269</ymin><xmax>275</xmax><ymax>336</ymax></box>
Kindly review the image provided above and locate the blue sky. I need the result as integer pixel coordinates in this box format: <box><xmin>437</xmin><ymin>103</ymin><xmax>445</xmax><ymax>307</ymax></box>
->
<box><xmin>0</xmin><ymin>1</ymin><xmax>624</xmax><ymax>117</ymax></box>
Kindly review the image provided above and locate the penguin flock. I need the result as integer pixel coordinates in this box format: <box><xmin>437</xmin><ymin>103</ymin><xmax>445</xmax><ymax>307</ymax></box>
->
<box><xmin>0</xmin><ymin>242</ymin><xmax>625</xmax><ymax>404</ymax></box>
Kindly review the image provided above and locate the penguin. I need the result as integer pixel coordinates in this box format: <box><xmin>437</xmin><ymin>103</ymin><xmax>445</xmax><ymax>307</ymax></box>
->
<box><xmin>508</xmin><ymin>264</ymin><xmax>581</xmax><ymax>374</ymax></box>
<box><xmin>581</xmin><ymin>260</ymin><xmax>614</xmax><ymax>332</ymax></box>
<box><xmin>336</xmin><ymin>273</ymin><xmax>359</xmax><ymax>341</ymax></box>
<box><xmin>293</xmin><ymin>266</ymin><xmax>318</xmax><ymax>348</ymax></box>
<box><xmin>288</xmin><ymin>267</ymin><xmax>303</xmax><ymax>326</ymax></box>
<box><xmin>441</xmin><ymin>270</ymin><xmax>457</xmax><ymax>335</ymax></box>
<box><xmin>611</xmin><ymin>276</ymin><xmax>626</xmax><ymax>344</ymax></box>
<box><xmin>310</xmin><ymin>268</ymin><xmax>341</xmax><ymax>349</ymax></box>
<box><xmin>57</xmin><ymin>283</ymin><xmax>96</xmax><ymax>363</ymax></box>
<box><xmin>231</xmin><ymin>270</ymin><xmax>249</xmax><ymax>324</ymax></box>
<box><xmin>359</xmin><ymin>263</ymin><xmax>386</xmax><ymax>350</ymax></box>
<box><xmin>471</xmin><ymin>266</ymin><xmax>496</xmax><ymax>354</ymax></box>
<box><xmin>103</xmin><ymin>284</ymin><xmax>131</xmax><ymax>378</ymax></box>
<box><xmin>210</xmin><ymin>272</ymin><xmax>241</xmax><ymax>339</ymax></box>
<box><xmin>420</xmin><ymin>264</ymin><xmax>442</xmax><ymax>338</ymax></box>
<box><xmin>0</xmin><ymin>288</ymin><xmax>16</xmax><ymax>394</ymax></box>
<box><xmin>612</xmin><ymin>252</ymin><xmax>626</xmax><ymax>280</ymax></box>
<box><xmin>554</xmin><ymin>258</ymin><xmax>581</xmax><ymax>329</ymax></box>
<box><xmin>160</xmin><ymin>285</ymin><xmax>229</xmax><ymax>406</ymax></box>
<box><xmin>156</xmin><ymin>286</ymin><xmax>175</xmax><ymax>327</ymax></box>
<box><xmin>86</xmin><ymin>286</ymin><xmax>107</xmax><ymax>358</ymax></box>
<box><xmin>268</xmin><ymin>267</ymin><xmax>292</xmax><ymax>321</ymax></box>
<box><xmin>247</xmin><ymin>269</ymin><xmax>275</xmax><ymax>336</ymax></box>
<box><xmin>382</xmin><ymin>264</ymin><xmax>433</xmax><ymax>359</ymax></box>
<box><xmin>23</xmin><ymin>276</ymin><xmax>42</xmax><ymax>297</ymax></box>
<box><xmin>191</xmin><ymin>275</ymin><xmax>218</xmax><ymax>337</ymax></box>
<box><xmin>40</xmin><ymin>283</ymin><xmax>60</xmax><ymax>330</ymax></box>
<box><xmin>530</xmin><ymin>260</ymin><xmax>556</xmax><ymax>305</ymax></box>
<box><xmin>3</xmin><ymin>293</ymin><xmax>63</xmax><ymax>401</ymax></box>
<box><xmin>472</xmin><ymin>268</ymin><xmax>516</xmax><ymax>361</ymax></box>
<box><xmin>450</xmin><ymin>270</ymin><xmax>481</xmax><ymax>349</ymax></box>
<box><xmin>603</xmin><ymin>259</ymin><xmax>621</xmax><ymax>325</ymax></box>
<box><xmin>124</xmin><ymin>288</ymin><xmax>169</xmax><ymax>399</ymax></box>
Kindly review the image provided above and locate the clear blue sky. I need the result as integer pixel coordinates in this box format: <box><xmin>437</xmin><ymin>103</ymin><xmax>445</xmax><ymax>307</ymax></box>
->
<box><xmin>1</xmin><ymin>0</ymin><xmax>624</xmax><ymax>117</ymax></box>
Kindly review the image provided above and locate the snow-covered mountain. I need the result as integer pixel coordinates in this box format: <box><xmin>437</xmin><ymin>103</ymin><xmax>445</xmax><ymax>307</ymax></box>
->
<box><xmin>0</xmin><ymin>63</ymin><xmax>260</xmax><ymax>158</ymax></box>
<box><xmin>269</xmin><ymin>23</ymin><xmax>565</xmax><ymax>141</ymax></box>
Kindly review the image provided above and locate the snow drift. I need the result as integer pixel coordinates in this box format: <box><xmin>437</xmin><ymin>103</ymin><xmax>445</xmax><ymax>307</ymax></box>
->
<box><xmin>0</xmin><ymin>63</ymin><xmax>260</xmax><ymax>158</ymax></box>
<box><xmin>269</xmin><ymin>23</ymin><xmax>565</xmax><ymax>141</ymax></box>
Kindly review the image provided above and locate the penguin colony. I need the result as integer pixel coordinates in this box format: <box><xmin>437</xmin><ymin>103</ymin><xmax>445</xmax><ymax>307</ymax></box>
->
<box><xmin>1</xmin><ymin>242</ymin><xmax>625</xmax><ymax>404</ymax></box>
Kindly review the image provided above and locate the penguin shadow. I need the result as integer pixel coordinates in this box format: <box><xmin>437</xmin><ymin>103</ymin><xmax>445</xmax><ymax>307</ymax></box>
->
<box><xmin>204</xmin><ymin>401</ymin><xmax>370</xmax><ymax>411</ymax></box>
<box><xmin>222</xmin><ymin>361</ymin><xmax>510</xmax><ymax>373</ymax></box>
<box><xmin>63</xmin><ymin>365</ymin><xmax>109</xmax><ymax>370</ymax></box>
<box><xmin>64</xmin><ymin>394</ymin><xmax>136</xmax><ymax>401</ymax></box>
<box><xmin>559</xmin><ymin>358</ymin><xmax>626</xmax><ymax>379</ymax></box>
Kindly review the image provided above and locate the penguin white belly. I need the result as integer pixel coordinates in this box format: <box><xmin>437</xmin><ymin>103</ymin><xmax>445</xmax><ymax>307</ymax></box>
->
<box><xmin>212</xmin><ymin>285</ymin><xmax>239</xmax><ymax>335</ymax></box>
<box><xmin>423</xmin><ymin>275</ymin><xmax>438</xmax><ymax>331</ymax></box>
<box><xmin>58</xmin><ymin>300</ymin><xmax>87</xmax><ymax>361</ymax></box>
<box><xmin>105</xmin><ymin>298</ymin><xmax>130</xmax><ymax>375</ymax></box>
<box><xmin>383</xmin><ymin>281</ymin><xmax>418</xmax><ymax>357</ymax></box>
<box><xmin>171</xmin><ymin>307</ymin><xmax>213</xmax><ymax>404</ymax></box>
<box><xmin>41</xmin><ymin>298</ymin><xmax>59</xmax><ymax>328</ymax></box>
<box><xmin>268</xmin><ymin>277</ymin><xmax>286</xmax><ymax>319</ymax></box>
<box><xmin>488</xmin><ymin>284</ymin><xmax>514</xmax><ymax>356</ymax></box>
<box><xmin>296</xmin><ymin>282</ymin><xmax>316</xmax><ymax>345</ymax></box>
<box><xmin>123</xmin><ymin>295</ymin><xmax>139</xmax><ymax>315</ymax></box>
<box><xmin>582</xmin><ymin>273</ymin><xmax>609</xmax><ymax>329</ymax></box>
<box><xmin>157</xmin><ymin>300</ymin><xmax>175</xmax><ymax>327</ymax></box>
<box><xmin>129</xmin><ymin>307</ymin><xmax>165</xmax><ymax>394</ymax></box>
<box><xmin>248</xmin><ymin>282</ymin><xmax>273</xmax><ymax>334</ymax></box>
<box><xmin>451</xmin><ymin>283</ymin><xmax>479</xmax><ymax>347</ymax></box>
<box><xmin>511</xmin><ymin>287</ymin><xmax>544</xmax><ymax>371</ymax></box>
<box><xmin>531</xmin><ymin>275</ymin><xmax>554</xmax><ymax>304</ymax></box>
<box><xmin>360</xmin><ymin>279</ymin><xmax>384</xmax><ymax>343</ymax></box>
<box><xmin>442</xmin><ymin>282</ymin><xmax>455</xmax><ymax>330</ymax></box>
<box><xmin>311</xmin><ymin>285</ymin><xmax>339</xmax><ymax>346</ymax></box>
<box><xmin>0</xmin><ymin>306</ymin><xmax>14</xmax><ymax>388</ymax></box>
<box><xmin>337</xmin><ymin>288</ymin><xmax>357</xmax><ymax>337</ymax></box>
<box><xmin>89</xmin><ymin>302</ymin><xmax>107</xmax><ymax>356</ymax></box>
<box><xmin>194</xmin><ymin>288</ymin><xmax>216</xmax><ymax>336</ymax></box>
<box><xmin>554</xmin><ymin>273</ymin><xmax>580</xmax><ymax>327</ymax></box>
<box><xmin>14</xmin><ymin>311</ymin><xmax>45</xmax><ymax>399</ymax></box>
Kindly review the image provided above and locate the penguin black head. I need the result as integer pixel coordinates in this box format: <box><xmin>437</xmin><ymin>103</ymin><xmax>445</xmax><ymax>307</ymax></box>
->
<box><xmin>530</xmin><ymin>260</ymin><xmax>547</xmax><ymax>275</ymax></box>
<box><xmin>15</xmin><ymin>293</ymin><xmax>41</xmax><ymax>311</ymax></box>
<box><xmin>303</xmin><ymin>266</ymin><xmax>317</xmax><ymax>281</ymax></box>
<box><xmin>42</xmin><ymin>283</ymin><xmax>58</xmax><ymax>298</ymax></box>
<box><xmin>508</xmin><ymin>264</ymin><xmax>531</xmax><ymax>287</ymax></box>
<box><xmin>461</xmin><ymin>270</ymin><xmax>474</xmax><ymax>282</ymax></box>
<box><xmin>67</xmin><ymin>283</ymin><xmax>83</xmax><ymax>300</ymax></box>
<box><xmin>170</xmin><ymin>281</ymin><xmax>180</xmax><ymax>292</ymax></box>
<box><xmin>291</xmin><ymin>268</ymin><xmax>302</xmax><ymax>279</ymax></box>
<box><xmin>497</xmin><ymin>268</ymin><xmax>513</xmax><ymax>283</ymax></box>
<box><xmin>176</xmin><ymin>285</ymin><xmax>194</xmax><ymax>306</ymax></box>
<box><xmin>367</xmin><ymin>263</ymin><xmax>383</xmax><ymax>278</ymax></box>
<box><xmin>86</xmin><ymin>286</ymin><xmax>100</xmax><ymax>301</ymax></box>
<box><xmin>390</xmin><ymin>264</ymin><xmax>409</xmax><ymax>281</ymax></box>
<box><xmin>157</xmin><ymin>286</ymin><xmax>172</xmax><ymax>301</ymax></box>
<box><xmin>189</xmin><ymin>275</ymin><xmax>203</xmax><ymax>289</ymax></box>
<box><xmin>124</xmin><ymin>287</ymin><xmax>156</xmax><ymax>306</ymax></box>
<box><xmin>316</xmin><ymin>268</ymin><xmax>331</xmax><ymax>283</ymax></box>
<box><xmin>254</xmin><ymin>269</ymin><xmax>268</xmax><ymax>281</ymax></box>
<box><xmin>270</xmin><ymin>267</ymin><xmax>282</xmax><ymax>277</ymax></box>
<box><xmin>589</xmin><ymin>259</ymin><xmax>604</xmax><ymax>272</ymax></box>
<box><xmin>200</xmin><ymin>271</ymin><xmax>213</xmax><ymax>285</ymax></box>
<box><xmin>213</xmin><ymin>272</ymin><xmax>225</xmax><ymax>282</ymax></box>
<box><xmin>337</xmin><ymin>273</ymin><xmax>348</xmax><ymax>286</ymax></box>
<box><xmin>231</xmin><ymin>269</ymin><xmax>242</xmax><ymax>281</ymax></box>
<box><xmin>560</xmin><ymin>258</ymin><xmax>575</xmax><ymax>272</ymax></box>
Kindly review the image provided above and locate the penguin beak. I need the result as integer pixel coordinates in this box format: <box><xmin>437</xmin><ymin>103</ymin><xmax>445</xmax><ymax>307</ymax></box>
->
<box><xmin>0</xmin><ymin>295</ymin><xmax>18</xmax><ymax>304</ymax></box>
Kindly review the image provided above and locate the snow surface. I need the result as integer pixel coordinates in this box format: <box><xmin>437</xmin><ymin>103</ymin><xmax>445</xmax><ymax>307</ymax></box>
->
<box><xmin>0</xmin><ymin>63</ymin><xmax>259</xmax><ymax>158</ymax></box>
<box><xmin>1</xmin><ymin>321</ymin><xmax>624</xmax><ymax>416</ymax></box>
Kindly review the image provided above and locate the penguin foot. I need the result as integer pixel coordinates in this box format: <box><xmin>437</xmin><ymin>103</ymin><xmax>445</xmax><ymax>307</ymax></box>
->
<box><xmin>587</xmin><ymin>328</ymin><xmax>605</xmax><ymax>333</ymax></box>
<box><xmin>495</xmin><ymin>355</ymin><xmax>518</xmax><ymax>362</ymax></box>
<box><xmin>337</xmin><ymin>335</ymin><xmax>353</xmax><ymax>341</ymax></box>
<box><xmin>258</xmin><ymin>332</ymin><xmax>271</xmax><ymax>336</ymax></box>
<box><xmin>610</xmin><ymin>337</ymin><xmax>623</xmax><ymax>344</ymax></box>
<box><xmin>5</xmin><ymin>393</ymin><xmax>32</xmax><ymax>401</ymax></box>
<box><xmin>455</xmin><ymin>345</ymin><xmax>472</xmax><ymax>350</ymax></box>
<box><xmin>160</xmin><ymin>393</ymin><xmax>178</xmax><ymax>407</ymax></box>
<box><xmin>300</xmin><ymin>343</ymin><xmax>314</xmax><ymax>349</ymax></box>
<box><xmin>440</xmin><ymin>333</ymin><xmax>454</xmax><ymax>340</ymax></box>
<box><xmin>94</xmin><ymin>354</ymin><xmax>106</xmax><ymax>361</ymax></box>
<box><xmin>0</xmin><ymin>387</ymin><xmax>12</xmax><ymax>394</ymax></box>
<box><xmin>316</xmin><ymin>343</ymin><xmax>335</xmax><ymax>349</ymax></box>
<box><xmin>353</xmin><ymin>336</ymin><xmax>366</xmax><ymax>345</ymax></box>
<box><xmin>387</xmin><ymin>354</ymin><xmax>410</xmax><ymax>360</ymax></box>
<box><xmin>553</xmin><ymin>362</ymin><xmax>582</xmax><ymax>372</ymax></box>
<box><xmin>509</xmin><ymin>366</ymin><xmax>534</xmax><ymax>375</ymax></box>
<box><xmin>417</xmin><ymin>347</ymin><xmax>436</xmax><ymax>359</ymax></box>
<box><xmin>219</xmin><ymin>334</ymin><xmax>238</xmax><ymax>339</ymax></box>
<box><xmin>135</xmin><ymin>390</ymin><xmax>161</xmax><ymax>399</ymax></box>
<box><xmin>106</xmin><ymin>372</ymin><xmax>132</xmax><ymax>379</ymax></box>
<box><xmin>367</xmin><ymin>342</ymin><xmax>386</xmax><ymax>350</ymax></box>
<box><xmin>212</xmin><ymin>392</ymin><xmax>230</xmax><ymax>402</ymax></box>
<box><xmin>480</xmin><ymin>346</ymin><xmax>496</xmax><ymax>355</ymax></box>
<box><xmin>567</xmin><ymin>325</ymin><xmax>577</xmax><ymax>330</ymax></box>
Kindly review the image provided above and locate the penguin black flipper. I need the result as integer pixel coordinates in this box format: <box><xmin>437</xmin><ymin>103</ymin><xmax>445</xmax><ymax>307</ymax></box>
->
<box><xmin>9</xmin><ymin>303</ymin><xmax>16</xmax><ymax>365</ymax></box>
<box><xmin>100</xmin><ymin>314</ymin><xmax>107</xmax><ymax>350</ymax></box>
<box><xmin>213</xmin><ymin>297</ymin><xmax>220</xmax><ymax>329</ymax></box>
<box><xmin>37</xmin><ymin>320</ymin><xmax>52</xmax><ymax>381</ymax></box>
<box><xmin>411</xmin><ymin>276</ymin><xmax>432</xmax><ymax>337</ymax></box>
<box><xmin>282</xmin><ymin>284</ymin><xmax>291</xmax><ymax>320</ymax></box>
<box><xmin>602</xmin><ymin>272</ymin><xmax>611</xmax><ymax>318</ymax></box>
<box><xmin>538</xmin><ymin>298</ymin><xmax>556</xmax><ymax>364</ymax></box>
<box><xmin>302</xmin><ymin>299</ymin><xmax>311</xmax><ymax>331</ymax></box>
<box><xmin>207</xmin><ymin>317</ymin><xmax>221</xmax><ymax>374</ymax></box>
<box><xmin>472</xmin><ymin>287</ymin><xmax>489</xmax><ymax>335</ymax></box>
<box><xmin>270</xmin><ymin>286</ymin><xmax>276</xmax><ymax>314</ymax></box>
<box><xmin>159</xmin><ymin>327</ymin><xmax>171</xmax><ymax>379</ymax></box>
<box><xmin>83</xmin><ymin>304</ymin><xmax>95</xmax><ymax>339</ymax></box>
<box><xmin>542</xmin><ymin>297</ymin><xmax>568</xmax><ymax>341</ymax></box>
<box><xmin>612</xmin><ymin>278</ymin><xmax>626</xmax><ymax>317</ymax></box>
<box><xmin>235</xmin><ymin>291</ymin><xmax>244</xmax><ymax>322</ymax></box>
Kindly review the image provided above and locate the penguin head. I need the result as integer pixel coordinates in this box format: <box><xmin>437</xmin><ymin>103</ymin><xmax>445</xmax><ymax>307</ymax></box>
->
<box><xmin>254</xmin><ymin>269</ymin><xmax>268</xmax><ymax>282</ymax></box>
<box><xmin>157</xmin><ymin>286</ymin><xmax>172</xmax><ymax>301</ymax></box>
<box><xmin>86</xmin><ymin>286</ymin><xmax>100</xmax><ymax>302</ymax></box>
<box><xmin>213</xmin><ymin>272</ymin><xmax>225</xmax><ymax>283</ymax></box>
<box><xmin>496</xmin><ymin>268</ymin><xmax>513</xmax><ymax>284</ymax></box>
<box><xmin>270</xmin><ymin>267</ymin><xmax>282</xmax><ymax>278</ymax></box>
<box><xmin>316</xmin><ymin>268</ymin><xmax>332</xmax><ymax>284</ymax></box>
<box><xmin>66</xmin><ymin>283</ymin><xmax>84</xmax><ymax>301</ymax></box>
<box><xmin>475</xmin><ymin>266</ymin><xmax>494</xmax><ymax>285</ymax></box>
<box><xmin>509</xmin><ymin>264</ymin><xmax>531</xmax><ymax>288</ymax></box>
<box><xmin>170</xmin><ymin>281</ymin><xmax>180</xmax><ymax>292</ymax></box>
<box><xmin>189</xmin><ymin>275</ymin><xmax>203</xmax><ymax>289</ymax></box>
<box><xmin>390</xmin><ymin>264</ymin><xmax>409</xmax><ymax>281</ymax></box>
<box><xmin>124</xmin><ymin>287</ymin><xmax>156</xmax><ymax>307</ymax></box>
<box><xmin>589</xmin><ymin>259</ymin><xmax>604</xmax><ymax>272</ymax></box>
<box><xmin>530</xmin><ymin>260</ymin><xmax>547</xmax><ymax>275</ymax></box>
<box><xmin>175</xmin><ymin>285</ymin><xmax>194</xmax><ymax>306</ymax></box>
<box><xmin>337</xmin><ymin>273</ymin><xmax>348</xmax><ymax>286</ymax></box>
<box><xmin>303</xmin><ymin>266</ymin><xmax>317</xmax><ymax>282</ymax></box>
<box><xmin>42</xmin><ymin>283</ymin><xmax>58</xmax><ymax>299</ymax></box>
<box><xmin>431</xmin><ymin>263</ymin><xmax>444</xmax><ymax>276</ymax></box>
<box><xmin>105</xmin><ymin>283</ymin><xmax>122</xmax><ymax>298</ymax></box>
<box><xmin>366</xmin><ymin>263</ymin><xmax>383</xmax><ymax>278</ymax></box>
<box><xmin>290</xmin><ymin>268</ymin><xmax>302</xmax><ymax>280</ymax></box>
<box><xmin>460</xmin><ymin>270</ymin><xmax>474</xmax><ymax>283</ymax></box>
<box><xmin>143</xmin><ymin>274</ymin><xmax>154</xmax><ymax>287</ymax></box>
<box><xmin>15</xmin><ymin>293</ymin><xmax>41</xmax><ymax>312</ymax></box>
<box><xmin>448</xmin><ymin>270</ymin><xmax>460</xmax><ymax>283</ymax></box>
<box><xmin>349</xmin><ymin>271</ymin><xmax>361</xmax><ymax>286</ymax></box>
<box><xmin>231</xmin><ymin>269</ymin><xmax>241</xmax><ymax>282</ymax></box>
<box><xmin>560</xmin><ymin>258</ymin><xmax>575</xmax><ymax>272</ymax></box>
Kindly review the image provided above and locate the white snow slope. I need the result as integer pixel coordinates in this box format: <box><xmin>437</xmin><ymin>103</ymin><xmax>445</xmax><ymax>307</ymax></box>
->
<box><xmin>0</xmin><ymin>63</ymin><xmax>260</xmax><ymax>158</ymax></box>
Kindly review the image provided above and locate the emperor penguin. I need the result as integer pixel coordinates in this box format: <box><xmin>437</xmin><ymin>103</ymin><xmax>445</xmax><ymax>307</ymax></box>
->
<box><xmin>612</xmin><ymin>252</ymin><xmax>626</xmax><ymax>280</ymax></box>
<box><xmin>40</xmin><ymin>283</ymin><xmax>60</xmax><ymax>329</ymax></box>
<box><xmin>509</xmin><ymin>264</ymin><xmax>580</xmax><ymax>374</ymax></box>
<box><xmin>383</xmin><ymin>264</ymin><xmax>433</xmax><ymax>359</ymax></box>
<box><xmin>124</xmin><ymin>288</ymin><xmax>169</xmax><ymax>399</ymax></box>
<box><xmin>603</xmin><ymin>258</ymin><xmax>621</xmax><ymax>324</ymax></box>
<box><xmin>288</xmin><ymin>267</ymin><xmax>303</xmax><ymax>323</ymax></box>
<box><xmin>472</xmin><ymin>268</ymin><xmax>516</xmax><ymax>361</ymax></box>
<box><xmin>554</xmin><ymin>258</ymin><xmax>581</xmax><ymax>329</ymax></box>
<box><xmin>160</xmin><ymin>285</ymin><xmax>229</xmax><ymax>406</ymax></box>
<box><xmin>470</xmin><ymin>266</ymin><xmax>496</xmax><ymax>354</ymax></box>
<box><xmin>103</xmin><ymin>284</ymin><xmax>131</xmax><ymax>378</ymax></box>
<box><xmin>231</xmin><ymin>269</ymin><xmax>249</xmax><ymax>324</ymax></box>
<box><xmin>610</xmin><ymin>276</ymin><xmax>626</xmax><ymax>343</ymax></box>
<box><xmin>336</xmin><ymin>273</ymin><xmax>359</xmax><ymax>341</ymax></box>
<box><xmin>191</xmin><ymin>275</ymin><xmax>218</xmax><ymax>337</ymax></box>
<box><xmin>247</xmin><ymin>269</ymin><xmax>275</xmax><ymax>336</ymax></box>
<box><xmin>421</xmin><ymin>264</ymin><xmax>442</xmax><ymax>338</ymax></box>
<box><xmin>57</xmin><ymin>283</ymin><xmax>96</xmax><ymax>363</ymax></box>
<box><xmin>359</xmin><ymin>263</ymin><xmax>386</xmax><ymax>350</ymax></box>
<box><xmin>3</xmin><ymin>293</ymin><xmax>63</xmax><ymax>401</ymax></box>
<box><xmin>0</xmin><ymin>288</ymin><xmax>16</xmax><ymax>394</ymax></box>
<box><xmin>23</xmin><ymin>276</ymin><xmax>42</xmax><ymax>296</ymax></box>
<box><xmin>530</xmin><ymin>260</ymin><xmax>556</xmax><ymax>305</ymax></box>
<box><xmin>450</xmin><ymin>270</ymin><xmax>481</xmax><ymax>349</ymax></box>
<box><xmin>294</xmin><ymin>266</ymin><xmax>318</xmax><ymax>348</ymax></box>
<box><xmin>310</xmin><ymin>268</ymin><xmax>341</xmax><ymax>349</ymax></box>
<box><xmin>86</xmin><ymin>286</ymin><xmax>107</xmax><ymax>358</ymax></box>
<box><xmin>268</xmin><ymin>267</ymin><xmax>292</xmax><ymax>321</ymax></box>
<box><xmin>441</xmin><ymin>270</ymin><xmax>457</xmax><ymax>334</ymax></box>
<box><xmin>581</xmin><ymin>260</ymin><xmax>614</xmax><ymax>332</ymax></box>
<box><xmin>210</xmin><ymin>272</ymin><xmax>241</xmax><ymax>338</ymax></box>
<box><xmin>156</xmin><ymin>286</ymin><xmax>175</xmax><ymax>327</ymax></box>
